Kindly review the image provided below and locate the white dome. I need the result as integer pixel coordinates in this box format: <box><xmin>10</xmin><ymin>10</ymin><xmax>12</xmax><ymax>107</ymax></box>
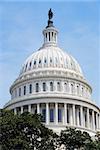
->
<box><xmin>20</xmin><ymin>46</ymin><xmax>83</xmax><ymax>77</ymax></box>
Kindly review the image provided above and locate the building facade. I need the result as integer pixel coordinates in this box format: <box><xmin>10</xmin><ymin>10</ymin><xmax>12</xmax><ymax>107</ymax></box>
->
<box><xmin>4</xmin><ymin>9</ymin><xmax>100</xmax><ymax>136</ymax></box>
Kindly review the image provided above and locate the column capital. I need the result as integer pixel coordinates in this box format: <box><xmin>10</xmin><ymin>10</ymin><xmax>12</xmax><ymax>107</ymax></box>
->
<box><xmin>80</xmin><ymin>106</ymin><xmax>83</xmax><ymax>127</ymax></box>
<box><xmin>73</xmin><ymin>104</ymin><xmax>76</xmax><ymax>126</ymax></box>
<box><xmin>92</xmin><ymin>110</ymin><xmax>95</xmax><ymax>130</ymax></box>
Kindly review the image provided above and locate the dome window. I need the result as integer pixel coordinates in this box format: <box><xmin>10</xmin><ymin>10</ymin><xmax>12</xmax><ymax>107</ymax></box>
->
<box><xmin>34</xmin><ymin>60</ymin><xmax>36</xmax><ymax>65</ymax></box>
<box><xmin>43</xmin><ymin>82</ymin><xmax>46</xmax><ymax>91</ymax></box>
<box><xmin>50</xmin><ymin>82</ymin><xmax>53</xmax><ymax>91</ymax></box>
<box><xmin>29</xmin><ymin>84</ymin><xmax>32</xmax><ymax>94</ymax></box>
<box><xmin>36</xmin><ymin>83</ymin><xmax>39</xmax><ymax>92</ymax></box>
<box><xmin>39</xmin><ymin>59</ymin><xmax>41</xmax><ymax>64</ymax></box>
<box><xmin>19</xmin><ymin>88</ymin><xmax>21</xmax><ymax>97</ymax></box>
<box><xmin>29</xmin><ymin>62</ymin><xmax>32</xmax><ymax>67</ymax></box>
<box><xmin>44</xmin><ymin>58</ymin><xmax>47</xmax><ymax>63</ymax></box>
<box><xmin>64</xmin><ymin>83</ymin><xmax>67</xmax><ymax>92</ymax></box>
<box><xmin>77</xmin><ymin>85</ymin><xmax>79</xmax><ymax>95</ymax></box>
<box><xmin>24</xmin><ymin>86</ymin><xmax>26</xmax><ymax>95</ymax></box>
<box><xmin>50</xmin><ymin>58</ymin><xmax>52</xmax><ymax>63</ymax></box>
<box><xmin>57</xmin><ymin>82</ymin><xmax>61</xmax><ymax>91</ymax></box>
<box><xmin>71</xmin><ymin>84</ymin><xmax>74</xmax><ymax>94</ymax></box>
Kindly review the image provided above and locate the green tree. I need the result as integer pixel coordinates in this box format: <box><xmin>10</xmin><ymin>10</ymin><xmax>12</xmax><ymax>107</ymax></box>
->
<box><xmin>59</xmin><ymin>127</ymin><xmax>97</xmax><ymax>150</ymax></box>
<box><xmin>0</xmin><ymin>109</ymin><xmax>58</xmax><ymax>150</ymax></box>
<box><xmin>95</xmin><ymin>131</ymin><xmax>100</xmax><ymax>150</ymax></box>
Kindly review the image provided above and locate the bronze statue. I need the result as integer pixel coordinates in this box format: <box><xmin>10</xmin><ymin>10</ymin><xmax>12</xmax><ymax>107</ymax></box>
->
<box><xmin>48</xmin><ymin>8</ymin><xmax>53</xmax><ymax>20</ymax></box>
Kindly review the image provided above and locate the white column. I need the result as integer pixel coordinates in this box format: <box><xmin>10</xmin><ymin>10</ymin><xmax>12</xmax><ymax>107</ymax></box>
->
<box><xmin>54</xmin><ymin>81</ymin><xmax>57</xmax><ymax>91</ymax></box>
<box><xmin>80</xmin><ymin>106</ymin><xmax>83</xmax><ymax>127</ymax></box>
<box><xmin>73</xmin><ymin>104</ymin><xmax>76</xmax><ymax>126</ymax></box>
<box><xmin>96</xmin><ymin>113</ymin><xmax>98</xmax><ymax>129</ymax></box>
<box><xmin>14</xmin><ymin>108</ymin><xmax>17</xmax><ymax>115</ymax></box>
<box><xmin>92</xmin><ymin>110</ymin><xmax>95</xmax><ymax>130</ymax></box>
<box><xmin>28</xmin><ymin>105</ymin><xmax>31</xmax><ymax>113</ymax></box>
<box><xmin>37</xmin><ymin>103</ymin><xmax>40</xmax><ymax>114</ymax></box>
<box><xmin>87</xmin><ymin>108</ymin><xmax>90</xmax><ymax>128</ymax></box>
<box><xmin>46</xmin><ymin>103</ymin><xmax>49</xmax><ymax>125</ymax></box>
<box><xmin>77</xmin><ymin>108</ymin><xmax>80</xmax><ymax>126</ymax></box>
<box><xmin>21</xmin><ymin>106</ymin><xmax>23</xmax><ymax>114</ymax></box>
<box><xmin>39</xmin><ymin>81</ymin><xmax>42</xmax><ymax>92</ymax></box>
<box><xmin>55</xmin><ymin>103</ymin><xmax>58</xmax><ymax>125</ymax></box>
<box><xmin>69</xmin><ymin>83</ymin><xmax>71</xmax><ymax>94</ymax></box>
<box><xmin>64</xmin><ymin>103</ymin><xmax>67</xmax><ymax>125</ymax></box>
<box><xmin>47</xmin><ymin>81</ymin><xmax>50</xmax><ymax>92</ymax></box>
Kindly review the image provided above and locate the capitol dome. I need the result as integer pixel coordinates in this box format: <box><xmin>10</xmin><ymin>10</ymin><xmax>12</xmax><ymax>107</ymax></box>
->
<box><xmin>20</xmin><ymin>40</ymin><xmax>83</xmax><ymax>77</ymax></box>
<box><xmin>4</xmin><ymin>9</ymin><xmax>100</xmax><ymax>136</ymax></box>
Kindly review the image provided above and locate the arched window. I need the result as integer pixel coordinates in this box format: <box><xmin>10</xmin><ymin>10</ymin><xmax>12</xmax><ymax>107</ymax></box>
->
<box><xmin>43</xmin><ymin>82</ymin><xmax>46</xmax><ymax>91</ymax></box>
<box><xmin>29</xmin><ymin>84</ymin><xmax>32</xmax><ymax>94</ymax></box>
<box><xmin>36</xmin><ymin>83</ymin><xmax>39</xmax><ymax>92</ymax></box>
<box><xmin>71</xmin><ymin>84</ymin><xmax>74</xmax><ymax>94</ymax></box>
<box><xmin>50</xmin><ymin>58</ymin><xmax>52</xmax><ymax>63</ymax></box>
<box><xmin>29</xmin><ymin>62</ymin><xmax>32</xmax><ymax>67</ymax></box>
<box><xmin>19</xmin><ymin>88</ymin><xmax>21</xmax><ymax>96</ymax></box>
<box><xmin>34</xmin><ymin>60</ymin><xmax>36</xmax><ymax>65</ymax></box>
<box><xmin>24</xmin><ymin>86</ymin><xmax>26</xmax><ymax>95</ymax></box>
<box><xmin>77</xmin><ymin>85</ymin><xmax>79</xmax><ymax>95</ymax></box>
<box><xmin>82</xmin><ymin>87</ymin><xmax>84</xmax><ymax>96</ymax></box>
<box><xmin>39</xmin><ymin>59</ymin><xmax>41</xmax><ymax>64</ymax></box>
<box><xmin>44</xmin><ymin>58</ymin><xmax>47</xmax><ymax>64</ymax></box>
<box><xmin>64</xmin><ymin>83</ymin><xmax>67</xmax><ymax>92</ymax></box>
<box><xmin>57</xmin><ymin>82</ymin><xmax>61</xmax><ymax>91</ymax></box>
<box><xmin>50</xmin><ymin>82</ymin><xmax>53</xmax><ymax>91</ymax></box>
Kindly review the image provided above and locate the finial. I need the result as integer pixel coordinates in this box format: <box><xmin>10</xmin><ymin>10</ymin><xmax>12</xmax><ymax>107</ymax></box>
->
<box><xmin>47</xmin><ymin>8</ymin><xmax>54</xmax><ymax>28</ymax></box>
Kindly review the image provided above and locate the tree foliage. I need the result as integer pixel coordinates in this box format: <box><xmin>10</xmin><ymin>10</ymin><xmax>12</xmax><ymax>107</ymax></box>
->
<box><xmin>0</xmin><ymin>109</ymin><xmax>100</xmax><ymax>150</ymax></box>
<box><xmin>0</xmin><ymin>109</ymin><xmax>58</xmax><ymax>150</ymax></box>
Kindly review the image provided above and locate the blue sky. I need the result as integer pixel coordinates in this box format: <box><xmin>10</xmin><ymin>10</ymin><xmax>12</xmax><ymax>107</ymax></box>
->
<box><xmin>0</xmin><ymin>1</ymin><xmax>100</xmax><ymax>108</ymax></box>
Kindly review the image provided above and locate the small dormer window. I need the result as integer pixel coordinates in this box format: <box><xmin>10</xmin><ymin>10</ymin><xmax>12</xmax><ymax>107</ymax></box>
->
<box><xmin>50</xmin><ymin>58</ymin><xmax>52</xmax><ymax>63</ymax></box>
<box><xmin>46</xmin><ymin>33</ymin><xmax>47</xmax><ymax>38</ymax></box>
<box><xmin>34</xmin><ymin>60</ymin><xmax>36</xmax><ymax>65</ymax></box>
<box><xmin>39</xmin><ymin>60</ymin><xmax>41</xmax><ymax>64</ymax></box>
<box><xmin>30</xmin><ymin>62</ymin><xmax>32</xmax><ymax>67</ymax></box>
<box><xmin>44</xmin><ymin>59</ymin><xmax>47</xmax><ymax>63</ymax></box>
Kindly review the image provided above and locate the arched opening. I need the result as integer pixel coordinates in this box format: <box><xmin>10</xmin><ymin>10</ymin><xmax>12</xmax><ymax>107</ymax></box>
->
<box><xmin>36</xmin><ymin>83</ymin><xmax>39</xmax><ymax>92</ymax></box>
<box><xmin>50</xmin><ymin>82</ymin><xmax>53</xmax><ymax>91</ymax></box>
<box><xmin>43</xmin><ymin>82</ymin><xmax>46</xmax><ymax>91</ymax></box>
